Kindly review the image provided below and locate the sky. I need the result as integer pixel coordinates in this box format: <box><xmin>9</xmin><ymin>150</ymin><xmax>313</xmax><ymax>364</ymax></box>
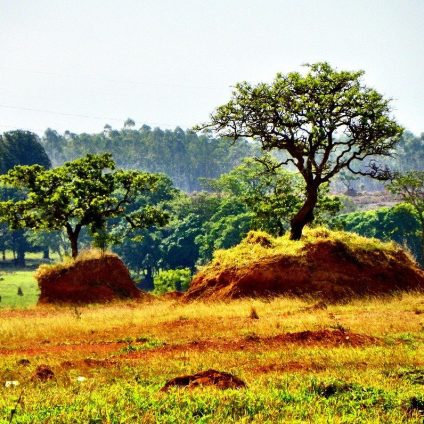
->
<box><xmin>0</xmin><ymin>0</ymin><xmax>423</xmax><ymax>136</ymax></box>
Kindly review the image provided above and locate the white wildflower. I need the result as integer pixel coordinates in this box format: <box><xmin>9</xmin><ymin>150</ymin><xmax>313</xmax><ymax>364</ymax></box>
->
<box><xmin>5</xmin><ymin>381</ymin><xmax>19</xmax><ymax>388</ymax></box>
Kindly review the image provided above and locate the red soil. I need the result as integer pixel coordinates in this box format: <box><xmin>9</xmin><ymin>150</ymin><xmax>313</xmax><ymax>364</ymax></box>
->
<box><xmin>267</xmin><ymin>329</ymin><xmax>379</xmax><ymax>347</ymax></box>
<box><xmin>0</xmin><ymin>330</ymin><xmax>379</xmax><ymax>363</ymax></box>
<box><xmin>161</xmin><ymin>369</ymin><xmax>246</xmax><ymax>391</ymax></box>
<box><xmin>32</xmin><ymin>365</ymin><xmax>55</xmax><ymax>381</ymax></box>
<box><xmin>36</xmin><ymin>253</ymin><xmax>142</xmax><ymax>304</ymax></box>
<box><xmin>185</xmin><ymin>239</ymin><xmax>424</xmax><ymax>301</ymax></box>
<box><xmin>253</xmin><ymin>361</ymin><xmax>324</xmax><ymax>373</ymax></box>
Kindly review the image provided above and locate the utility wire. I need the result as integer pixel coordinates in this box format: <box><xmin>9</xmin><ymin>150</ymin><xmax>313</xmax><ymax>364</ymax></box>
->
<box><xmin>0</xmin><ymin>66</ymin><xmax>229</xmax><ymax>91</ymax></box>
<box><xmin>0</xmin><ymin>103</ymin><xmax>183</xmax><ymax>128</ymax></box>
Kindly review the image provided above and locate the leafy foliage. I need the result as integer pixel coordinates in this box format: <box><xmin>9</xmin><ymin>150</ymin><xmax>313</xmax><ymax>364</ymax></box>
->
<box><xmin>199</xmin><ymin>62</ymin><xmax>403</xmax><ymax>239</ymax></box>
<box><xmin>0</xmin><ymin>154</ymin><xmax>169</xmax><ymax>257</ymax></box>
<box><xmin>153</xmin><ymin>268</ymin><xmax>192</xmax><ymax>294</ymax></box>
<box><xmin>40</xmin><ymin>126</ymin><xmax>259</xmax><ymax>192</ymax></box>
<box><xmin>0</xmin><ymin>130</ymin><xmax>51</xmax><ymax>174</ymax></box>
<box><xmin>333</xmin><ymin>203</ymin><xmax>422</xmax><ymax>264</ymax></box>
<box><xmin>388</xmin><ymin>171</ymin><xmax>424</xmax><ymax>262</ymax></box>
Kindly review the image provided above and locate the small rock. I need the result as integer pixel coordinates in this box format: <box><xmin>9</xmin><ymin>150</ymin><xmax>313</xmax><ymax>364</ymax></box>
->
<box><xmin>76</xmin><ymin>376</ymin><xmax>86</xmax><ymax>382</ymax></box>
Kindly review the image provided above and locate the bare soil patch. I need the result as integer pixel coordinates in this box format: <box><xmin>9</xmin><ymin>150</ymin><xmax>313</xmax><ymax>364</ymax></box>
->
<box><xmin>32</xmin><ymin>365</ymin><xmax>55</xmax><ymax>381</ymax></box>
<box><xmin>267</xmin><ymin>329</ymin><xmax>379</xmax><ymax>347</ymax></box>
<box><xmin>161</xmin><ymin>369</ymin><xmax>246</xmax><ymax>391</ymax></box>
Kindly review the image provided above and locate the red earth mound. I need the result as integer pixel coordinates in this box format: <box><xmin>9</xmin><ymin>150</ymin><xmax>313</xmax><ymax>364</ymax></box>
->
<box><xmin>161</xmin><ymin>291</ymin><xmax>184</xmax><ymax>300</ymax></box>
<box><xmin>161</xmin><ymin>369</ymin><xmax>246</xmax><ymax>391</ymax></box>
<box><xmin>185</xmin><ymin>234</ymin><xmax>424</xmax><ymax>301</ymax></box>
<box><xmin>36</xmin><ymin>251</ymin><xmax>142</xmax><ymax>304</ymax></box>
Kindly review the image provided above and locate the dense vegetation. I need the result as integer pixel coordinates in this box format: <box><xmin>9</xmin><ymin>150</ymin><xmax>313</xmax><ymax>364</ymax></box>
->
<box><xmin>0</xmin><ymin>63</ymin><xmax>423</xmax><ymax>291</ymax></box>
<box><xmin>1</xmin><ymin>125</ymin><xmax>424</xmax><ymax>291</ymax></box>
<box><xmin>40</xmin><ymin>125</ymin><xmax>259</xmax><ymax>192</ymax></box>
<box><xmin>199</xmin><ymin>62</ymin><xmax>403</xmax><ymax>239</ymax></box>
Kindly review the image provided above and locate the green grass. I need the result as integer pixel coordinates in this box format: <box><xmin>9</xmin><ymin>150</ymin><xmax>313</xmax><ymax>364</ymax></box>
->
<box><xmin>1</xmin><ymin>250</ymin><xmax>61</xmax><ymax>262</ymax></box>
<box><xmin>0</xmin><ymin>270</ymin><xmax>39</xmax><ymax>308</ymax></box>
<box><xmin>1</xmin><ymin>378</ymin><xmax>421</xmax><ymax>423</ymax></box>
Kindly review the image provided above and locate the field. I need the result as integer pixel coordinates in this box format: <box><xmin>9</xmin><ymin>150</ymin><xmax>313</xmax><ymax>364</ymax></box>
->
<box><xmin>0</xmin><ymin>270</ymin><xmax>39</xmax><ymax>309</ymax></box>
<box><xmin>1</xmin><ymin>292</ymin><xmax>424</xmax><ymax>423</ymax></box>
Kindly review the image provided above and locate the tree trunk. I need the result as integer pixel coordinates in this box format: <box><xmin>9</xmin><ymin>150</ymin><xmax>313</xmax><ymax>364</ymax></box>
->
<box><xmin>140</xmin><ymin>267</ymin><xmax>155</xmax><ymax>291</ymax></box>
<box><xmin>15</xmin><ymin>246</ymin><xmax>25</xmax><ymax>268</ymax></box>
<box><xmin>66</xmin><ymin>224</ymin><xmax>82</xmax><ymax>259</ymax></box>
<box><xmin>69</xmin><ymin>234</ymin><xmax>79</xmax><ymax>259</ymax></box>
<box><xmin>290</xmin><ymin>185</ymin><xmax>319</xmax><ymax>240</ymax></box>
<box><xmin>43</xmin><ymin>248</ymin><xmax>49</xmax><ymax>259</ymax></box>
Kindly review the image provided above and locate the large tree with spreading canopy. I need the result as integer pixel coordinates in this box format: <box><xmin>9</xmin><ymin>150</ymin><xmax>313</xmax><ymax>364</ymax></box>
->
<box><xmin>0</xmin><ymin>153</ymin><xmax>169</xmax><ymax>258</ymax></box>
<box><xmin>198</xmin><ymin>62</ymin><xmax>403</xmax><ymax>239</ymax></box>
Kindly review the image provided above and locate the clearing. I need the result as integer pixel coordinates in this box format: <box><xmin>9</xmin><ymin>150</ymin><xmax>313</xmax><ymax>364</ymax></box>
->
<box><xmin>0</xmin><ymin>294</ymin><xmax>423</xmax><ymax>422</ymax></box>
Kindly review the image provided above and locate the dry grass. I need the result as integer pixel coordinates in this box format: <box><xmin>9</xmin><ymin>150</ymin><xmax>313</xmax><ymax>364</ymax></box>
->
<box><xmin>0</xmin><ymin>295</ymin><xmax>423</xmax><ymax>422</ymax></box>
<box><xmin>34</xmin><ymin>248</ymin><xmax>116</xmax><ymax>280</ymax></box>
<box><xmin>0</xmin><ymin>294</ymin><xmax>423</xmax><ymax>349</ymax></box>
<box><xmin>208</xmin><ymin>227</ymin><xmax>410</xmax><ymax>274</ymax></box>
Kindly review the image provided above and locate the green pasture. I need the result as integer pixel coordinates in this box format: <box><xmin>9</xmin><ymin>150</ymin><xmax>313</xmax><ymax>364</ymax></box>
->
<box><xmin>0</xmin><ymin>271</ymin><xmax>39</xmax><ymax>308</ymax></box>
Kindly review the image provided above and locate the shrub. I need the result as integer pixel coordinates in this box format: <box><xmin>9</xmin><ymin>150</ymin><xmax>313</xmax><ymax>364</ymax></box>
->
<box><xmin>153</xmin><ymin>268</ymin><xmax>192</xmax><ymax>294</ymax></box>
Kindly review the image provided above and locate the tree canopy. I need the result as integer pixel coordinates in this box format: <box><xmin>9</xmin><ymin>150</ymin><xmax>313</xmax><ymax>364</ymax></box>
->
<box><xmin>388</xmin><ymin>171</ymin><xmax>424</xmax><ymax>261</ymax></box>
<box><xmin>0</xmin><ymin>130</ymin><xmax>51</xmax><ymax>173</ymax></box>
<box><xmin>0</xmin><ymin>153</ymin><xmax>169</xmax><ymax>258</ymax></box>
<box><xmin>40</xmin><ymin>126</ymin><xmax>259</xmax><ymax>192</ymax></box>
<box><xmin>198</xmin><ymin>62</ymin><xmax>403</xmax><ymax>239</ymax></box>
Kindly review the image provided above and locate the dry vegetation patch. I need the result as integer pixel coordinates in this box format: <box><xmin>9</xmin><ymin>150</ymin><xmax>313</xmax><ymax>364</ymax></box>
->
<box><xmin>0</xmin><ymin>296</ymin><xmax>423</xmax><ymax>422</ymax></box>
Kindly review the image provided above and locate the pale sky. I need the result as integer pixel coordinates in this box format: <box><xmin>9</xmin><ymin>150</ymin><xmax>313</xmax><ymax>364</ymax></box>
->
<box><xmin>0</xmin><ymin>0</ymin><xmax>423</xmax><ymax>136</ymax></box>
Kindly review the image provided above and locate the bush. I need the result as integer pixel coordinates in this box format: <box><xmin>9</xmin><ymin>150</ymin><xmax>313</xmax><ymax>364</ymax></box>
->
<box><xmin>154</xmin><ymin>268</ymin><xmax>192</xmax><ymax>294</ymax></box>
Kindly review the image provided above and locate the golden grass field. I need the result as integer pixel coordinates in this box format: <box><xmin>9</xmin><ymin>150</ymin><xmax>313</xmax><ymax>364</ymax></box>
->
<box><xmin>1</xmin><ymin>293</ymin><xmax>424</xmax><ymax>423</ymax></box>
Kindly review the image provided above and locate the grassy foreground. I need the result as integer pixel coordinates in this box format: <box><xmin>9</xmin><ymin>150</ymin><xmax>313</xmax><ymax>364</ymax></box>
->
<box><xmin>0</xmin><ymin>295</ymin><xmax>423</xmax><ymax>423</ymax></box>
<box><xmin>0</xmin><ymin>271</ymin><xmax>39</xmax><ymax>308</ymax></box>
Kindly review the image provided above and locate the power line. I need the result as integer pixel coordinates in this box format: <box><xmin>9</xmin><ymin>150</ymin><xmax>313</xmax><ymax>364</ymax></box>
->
<box><xmin>0</xmin><ymin>66</ymin><xmax>229</xmax><ymax>91</ymax></box>
<box><xmin>0</xmin><ymin>103</ymin><xmax>183</xmax><ymax>128</ymax></box>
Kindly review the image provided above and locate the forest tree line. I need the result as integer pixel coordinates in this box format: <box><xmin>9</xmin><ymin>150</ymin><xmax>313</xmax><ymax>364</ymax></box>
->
<box><xmin>40</xmin><ymin>123</ymin><xmax>260</xmax><ymax>192</ymax></box>
<box><xmin>1</xmin><ymin>127</ymin><xmax>424</xmax><ymax>292</ymax></box>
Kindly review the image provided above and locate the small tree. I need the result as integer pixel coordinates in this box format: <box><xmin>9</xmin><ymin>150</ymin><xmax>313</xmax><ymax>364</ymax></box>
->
<box><xmin>197</xmin><ymin>62</ymin><xmax>402</xmax><ymax>239</ymax></box>
<box><xmin>153</xmin><ymin>268</ymin><xmax>191</xmax><ymax>294</ymax></box>
<box><xmin>0</xmin><ymin>153</ymin><xmax>169</xmax><ymax>258</ymax></box>
<box><xmin>388</xmin><ymin>171</ymin><xmax>424</xmax><ymax>262</ymax></box>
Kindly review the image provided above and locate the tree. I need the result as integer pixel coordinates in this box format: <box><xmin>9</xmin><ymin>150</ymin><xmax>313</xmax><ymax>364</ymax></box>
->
<box><xmin>0</xmin><ymin>154</ymin><xmax>169</xmax><ymax>258</ymax></box>
<box><xmin>333</xmin><ymin>203</ymin><xmax>422</xmax><ymax>264</ymax></box>
<box><xmin>204</xmin><ymin>156</ymin><xmax>305</xmax><ymax>236</ymax></box>
<box><xmin>0</xmin><ymin>130</ymin><xmax>51</xmax><ymax>173</ymax></box>
<box><xmin>40</xmin><ymin>128</ymin><xmax>66</xmax><ymax>166</ymax></box>
<box><xmin>388</xmin><ymin>171</ymin><xmax>424</xmax><ymax>262</ymax></box>
<box><xmin>123</xmin><ymin>118</ymin><xmax>136</xmax><ymax>129</ymax></box>
<box><xmin>339</xmin><ymin>170</ymin><xmax>359</xmax><ymax>196</ymax></box>
<box><xmin>197</xmin><ymin>62</ymin><xmax>403</xmax><ymax>239</ymax></box>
